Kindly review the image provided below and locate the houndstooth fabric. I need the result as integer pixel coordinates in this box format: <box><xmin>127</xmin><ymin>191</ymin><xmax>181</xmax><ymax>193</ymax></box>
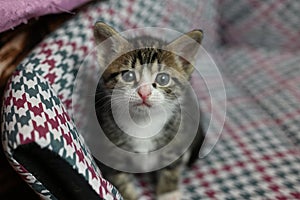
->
<box><xmin>1</xmin><ymin>0</ymin><xmax>217</xmax><ymax>199</ymax></box>
<box><xmin>135</xmin><ymin>62</ymin><xmax>300</xmax><ymax>199</ymax></box>
<box><xmin>2</xmin><ymin>0</ymin><xmax>300</xmax><ymax>199</ymax></box>
<box><xmin>218</xmin><ymin>0</ymin><xmax>300</xmax><ymax>51</ymax></box>
<box><xmin>219</xmin><ymin>48</ymin><xmax>300</xmax><ymax>146</ymax></box>
<box><xmin>2</xmin><ymin>55</ymin><xmax>121</xmax><ymax>200</ymax></box>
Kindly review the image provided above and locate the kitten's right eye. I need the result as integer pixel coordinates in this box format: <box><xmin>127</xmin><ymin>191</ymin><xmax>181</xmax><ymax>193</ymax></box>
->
<box><xmin>155</xmin><ymin>72</ymin><xmax>170</xmax><ymax>86</ymax></box>
<box><xmin>121</xmin><ymin>70</ymin><xmax>136</xmax><ymax>82</ymax></box>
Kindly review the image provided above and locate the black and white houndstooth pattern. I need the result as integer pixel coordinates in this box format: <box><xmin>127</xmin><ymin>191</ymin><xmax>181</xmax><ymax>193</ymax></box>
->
<box><xmin>1</xmin><ymin>0</ymin><xmax>300</xmax><ymax>199</ymax></box>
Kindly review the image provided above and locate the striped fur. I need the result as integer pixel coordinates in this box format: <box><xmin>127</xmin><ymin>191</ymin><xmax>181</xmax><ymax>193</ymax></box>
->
<box><xmin>94</xmin><ymin>22</ymin><xmax>204</xmax><ymax>199</ymax></box>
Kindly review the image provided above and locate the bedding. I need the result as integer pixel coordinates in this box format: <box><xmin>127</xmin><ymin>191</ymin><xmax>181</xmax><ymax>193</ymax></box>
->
<box><xmin>1</xmin><ymin>0</ymin><xmax>300</xmax><ymax>199</ymax></box>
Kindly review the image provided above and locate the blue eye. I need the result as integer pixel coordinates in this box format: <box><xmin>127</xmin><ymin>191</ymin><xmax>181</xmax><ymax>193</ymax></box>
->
<box><xmin>122</xmin><ymin>70</ymin><xmax>136</xmax><ymax>82</ymax></box>
<box><xmin>155</xmin><ymin>73</ymin><xmax>170</xmax><ymax>86</ymax></box>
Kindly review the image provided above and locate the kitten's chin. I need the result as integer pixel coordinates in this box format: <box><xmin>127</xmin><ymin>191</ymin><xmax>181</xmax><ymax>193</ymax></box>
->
<box><xmin>130</xmin><ymin>104</ymin><xmax>151</xmax><ymax>117</ymax></box>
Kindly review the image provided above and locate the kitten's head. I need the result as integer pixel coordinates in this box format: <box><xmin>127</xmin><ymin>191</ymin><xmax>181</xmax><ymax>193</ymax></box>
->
<box><xmin>94</xmin><ymin>22</ymin><xmax>203</xmax><ymax>122</ymax></box>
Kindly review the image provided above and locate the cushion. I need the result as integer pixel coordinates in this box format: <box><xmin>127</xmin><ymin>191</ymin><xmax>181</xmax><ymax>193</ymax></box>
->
<box><xmin>1</xmin><ymin>0</ymin><xmax>218</xmax><ymax>199</ymax></box>
<box><xmin>218</xmin><ymin>0</ymin><xmax>300</xmax><ymax>50</ymax></box>
<box><xmin>2</xmin><ymin>58</ymin><xmax>121</xmax><ymax>199</ymax></box>
<box><xmin>219</xmin><ymin>47</ymin><xmax>300</xmax><ymax>146</ymax></box>
<box><xmin>3</xmin><ymin>0</ymin><xmax>300</xmax><ymax>199</ymax></box>
<box><xmin>135</xmin><ymin>56</ymin><xmax>300</xmax><ymax>199</ymax></box>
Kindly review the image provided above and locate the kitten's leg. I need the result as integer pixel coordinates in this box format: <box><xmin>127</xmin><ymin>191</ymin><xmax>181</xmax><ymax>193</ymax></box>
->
<box><xmin>156</xmin><ymin>164</ymin><xmax>181</xmax><ymax>200</ymax></box>
<box><xmin>108</xmin><ymin>172</ymin><xmax>138</xmax><ymax>200</ymax></box>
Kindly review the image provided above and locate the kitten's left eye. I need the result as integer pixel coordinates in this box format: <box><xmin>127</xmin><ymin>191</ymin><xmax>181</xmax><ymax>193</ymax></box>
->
<box><xmin>122</xmin><ymin>70</ymin><xmax>136</xmax><ymax>82</ymax></box>
<box><xmin>155</xmin><ymin>73</ymin><xmax>170</xmax><ymax>86</ymax></box>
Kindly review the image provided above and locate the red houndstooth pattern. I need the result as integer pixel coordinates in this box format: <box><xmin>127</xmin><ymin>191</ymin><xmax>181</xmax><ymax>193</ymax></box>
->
<box><xmin>218</xmin><ymin>0</ymin><xmax>300</xmax><ymax>51</ymax></box>
<box><xmin>2</xmin><ymin>0</ymin><xmax>300</xmax><ymax>199</ymax></box>
<box><xmin>1</xmin><ymin>0</ymin><xmax>217</xmax><ymax>199</ymax></box>
<box><xmin>135</xmin><ymin>54</ymin><xmax>300</xmax><ymax>199</ymax></box>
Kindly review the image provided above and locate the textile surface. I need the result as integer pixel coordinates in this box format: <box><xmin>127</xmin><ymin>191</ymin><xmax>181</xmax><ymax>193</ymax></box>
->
<box><xmin>1</xmin><ymin>0</ymin><xmax>300</xmax><ymax>199</ymax></box>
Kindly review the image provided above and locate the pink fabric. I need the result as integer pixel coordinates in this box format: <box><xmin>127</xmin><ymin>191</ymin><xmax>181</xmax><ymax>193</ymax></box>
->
<box><xmin>0</xmin><ymin>0</ymin><xmax>90</xmax><ymax>32</ymax></box>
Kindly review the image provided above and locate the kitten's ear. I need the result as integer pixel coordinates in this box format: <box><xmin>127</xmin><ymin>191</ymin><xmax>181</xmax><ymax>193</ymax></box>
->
<box><xmin>166</xmin><ymin>30</ymin><xmax>203</xmax><ymax>76</ymax></box>
<box><xmin>167</xmin><ymin>30</ymin><xmax>203</xmax><ymax>57</ymax></box>
<box><xmin>94</xmin><ymin>22</ymin><xmax>129</xmax><ymax>67</ymax></box>
<box><xmin>94</xmin><ymin>21</ymin><xmax>128</xmax><ymax>46</ymax></box>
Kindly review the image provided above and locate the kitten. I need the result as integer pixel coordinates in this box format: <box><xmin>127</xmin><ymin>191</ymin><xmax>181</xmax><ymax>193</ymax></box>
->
<box><xmin>94</xmin><ymin>22</ymin><xmax>205</xmax><ymax>200</ymax></box>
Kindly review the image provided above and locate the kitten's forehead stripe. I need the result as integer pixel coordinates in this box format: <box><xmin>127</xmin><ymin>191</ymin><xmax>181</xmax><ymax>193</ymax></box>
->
<box><xmin>137</xmin><ymin>50</ymin><xmax>144</xmax><ymax>65</ymax></box>
<box><xmin>131</xmin><ymin>57</ymin><xmax>136</xmax><ymax>68</ymax></box>
<box><xmin>148</xmin><ymin>49</ymin><xmax>158</xmax><ymax>64</ymax></box>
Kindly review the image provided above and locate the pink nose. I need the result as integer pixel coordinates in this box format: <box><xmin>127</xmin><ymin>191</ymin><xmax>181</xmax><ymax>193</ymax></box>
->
<box><xmin>138</xmin><ymin>85</ymin><xmax>151</xmax><ymax>101</ymax></box>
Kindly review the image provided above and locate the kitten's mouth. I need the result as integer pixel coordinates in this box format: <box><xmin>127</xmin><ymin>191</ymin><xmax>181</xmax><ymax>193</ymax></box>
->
<box><xmin>136</xmin><ymin>101</ymin><xmax>152</xmax><ymax>108</ymax></box>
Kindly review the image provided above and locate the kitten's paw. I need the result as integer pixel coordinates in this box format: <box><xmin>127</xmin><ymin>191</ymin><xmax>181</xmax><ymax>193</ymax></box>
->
<box><xmin>118</xmin><ymin>182</ymin><xmax>139</xmax><ymax>200</ymax></box>
<box><xmin>122</xmin><ymin>192</ymin><xmax>138</xmax><ymax>200</ymax></box>
<box><xmin>157</xmin><ymin>190</ymin><xmax>181</xmax><ymax>200</ymax></box>
<box><xmin>108</xmin><ymin>173</ymin><xmax>139</xmax><ymax>200</ymax></box>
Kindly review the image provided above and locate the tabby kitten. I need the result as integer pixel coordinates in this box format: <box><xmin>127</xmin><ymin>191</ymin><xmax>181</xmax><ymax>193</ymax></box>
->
<box><xmin>94</xmin><ymin>22</ymin><xmax>205</xmax><ymax>200</ymax></box>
